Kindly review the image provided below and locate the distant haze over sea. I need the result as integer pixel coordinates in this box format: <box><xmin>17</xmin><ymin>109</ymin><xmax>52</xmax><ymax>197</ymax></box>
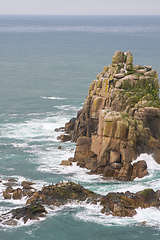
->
<box><xmin>0</xmin><ymin>15</ymin><xmax>160</xmax><ymax>239</ymax></box>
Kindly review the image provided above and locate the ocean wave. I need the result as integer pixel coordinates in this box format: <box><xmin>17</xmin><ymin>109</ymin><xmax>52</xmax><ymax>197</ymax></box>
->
<box><xmin>132</xmin><ymin>153</ymin><xmax>160</xmax><ymax>171</ymax></box>
<box><xmin>0</xmin><ymin>25</ymin><xmax>159</xmax><ymax>34</ymax></box>
<box><xmin>41</xmin><ymin>96</ymin><xmax>67</xmax><ymax>100</ymax></box>
<box><xmin>74</xmin><ymin>203</ymin><xmax>160</xmax><ymax>230</ymax></box>
<box><xmin>54</xmin><ymin>105</ymin><xmax>80</xmax><ymax>112</ymax></box>
<box><xmin>0</xmin><ymin>115</ymin><xmax>69</xmax><ymax>141</ymax></box>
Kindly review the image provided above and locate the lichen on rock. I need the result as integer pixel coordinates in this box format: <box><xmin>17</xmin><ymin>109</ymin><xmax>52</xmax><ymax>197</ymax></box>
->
<box><xmin>65</xmin><ymin>50</ymin><xmax>160</xmax><ymax>181</ymax></box>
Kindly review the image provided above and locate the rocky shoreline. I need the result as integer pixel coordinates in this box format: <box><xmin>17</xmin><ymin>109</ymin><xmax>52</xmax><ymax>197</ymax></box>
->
<box><xmin>1</xmin><ymin>51</ymin><xmax>160</xmax><ymax>226</ymax></box>
<box><xmin>1</xmin><ymin>179</ymin><xmax>160</xmax><ymax>226</ymax></box>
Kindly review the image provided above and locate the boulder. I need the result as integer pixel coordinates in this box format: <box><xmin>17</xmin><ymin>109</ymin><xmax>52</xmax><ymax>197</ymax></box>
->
<box><xmin>21</xmin><ymin>181</ymin><xmax>35</xmax><ymax>190</ymax></box>
<box><xmin>131</xmin><ymin>160</ymin><xmax>148</xmax><ymax>180</ymax></box>
<box><xmin>23</xmin><ymin>189</ymin><xmax>34</xmax><ymax>198</ymax></box>
<box><xmin>1</xmin><ymin>203</ymin><xmax>47</xmax><ymax>225</ymax></box>
<box><xmin>7</xmin><ymin>178</ymin><xmax>17</xmax><ymax>182</ymax></box>
<box><xmin>5</xmin><ymin>186</ymin><xmax>14</xmax><ymax>193</ymax></box>
<box><xmin>60</xmin><ymin>160</ymin><xmax>72</xmax><ymax>166</ymax></box>
<box><xmin>3</xmin><ymin>191</ymin><xmax>11</xmax><ymax>199</ymax></box>
<box><xmin>13</xmin><ymin>188</ymin><xmax>23</xmax><ymax>200</ymax></box>
<box><xmin>85</xmin><ymin>158</ymin><xmax>97</xmax><ymax>172</ymax></box>
<box><xmin>54</xmin><ymin>127</ymin><xmax>65</xmax><ymax>132</ymax></box>
<box><xmin>134</xmin><ymin>189</ymin><xmax>157</xmax><ymax>208</ymax></box>
<box><xmin>68</xmin><ymin>157</ymin><xmax>76</xmax><ymax>162</ymax></box>
<box><xmin>65</xmin><ymin>118</ymin><xmax>76</xmax><ymax>133</ymax></box>
<box><xmin>117</xmin><ymin>163</ymin><xmax>133</xmax><ymax>181</ymax></box>
<box><xmin>57</xmin><ymin>134</ymin><xmax>71</xmax><ymax>142</ymax></box>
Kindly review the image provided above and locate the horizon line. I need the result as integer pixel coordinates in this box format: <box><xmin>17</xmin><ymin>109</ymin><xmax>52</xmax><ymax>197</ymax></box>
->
<box><xmin>0</xmin><ymin>14</ymin><xmax>159</xmax><ymax>16</ymax></box>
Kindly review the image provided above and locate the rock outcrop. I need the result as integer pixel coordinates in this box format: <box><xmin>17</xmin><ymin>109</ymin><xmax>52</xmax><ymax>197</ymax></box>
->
<box><xmin>2</xmin><ymin>180</ymin><xmax>36</xmax><ymax>200</ymax></box>
<box><xmin>1</xmin><ymin>203</ymin><xmax>47</xmax><ymax>225</ymax></box>
<box><xmin>1</xmin><ymin>180</ymin><xmax>160</xmax><ymax>225</ymax></box>
<box><xmin>65</xmin><ymin>51</ymin><xmax>160</xmax><ymax>180</ymax></box>
<box><xmin>0</xmin><ymin>181</ymin><xmax>99</xmax><ymax>225</ymax></box>
<box><xmin>100</xmin><ymin>188</ymin><xmax>160</xmax><ymax>217</ymax></box>
<box><xmin>26</xmin><ymin>181</ymin><xmax>99</xmax><ymax>206</ymax></box>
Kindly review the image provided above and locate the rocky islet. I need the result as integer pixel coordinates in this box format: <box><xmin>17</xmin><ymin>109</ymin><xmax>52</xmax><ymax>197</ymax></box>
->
<box><xmin>62</xmin><ymin>50</ymin><xmax>160</xmax><ymax>181</ymax></box>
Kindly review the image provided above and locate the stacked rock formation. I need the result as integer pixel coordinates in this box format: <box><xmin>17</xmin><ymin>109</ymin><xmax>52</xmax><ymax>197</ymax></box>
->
<box><xmin>65</xmin><ymin>51</ymin><xmax>160</xmax><ymax>181</ymax></box>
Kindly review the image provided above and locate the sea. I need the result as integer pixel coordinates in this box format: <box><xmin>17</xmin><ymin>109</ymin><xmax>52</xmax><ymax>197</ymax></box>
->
<box><xmin>0</xmin><ymin>15</ymin><xmax>160</xmax><ymax>240</ymax></box>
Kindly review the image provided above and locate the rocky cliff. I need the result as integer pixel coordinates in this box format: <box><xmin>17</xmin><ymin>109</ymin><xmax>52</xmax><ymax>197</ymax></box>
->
<box><xmin>64</xmin><ymin>51</ymin><xmax>160</xmax><ymax>181</ymax></box>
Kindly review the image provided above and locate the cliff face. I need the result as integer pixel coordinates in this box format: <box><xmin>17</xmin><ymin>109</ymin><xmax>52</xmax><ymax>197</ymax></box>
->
<box><xmin>66</xmin><ymin>51</ymin><xmax>160</xmax><ymax>180</ymax></box>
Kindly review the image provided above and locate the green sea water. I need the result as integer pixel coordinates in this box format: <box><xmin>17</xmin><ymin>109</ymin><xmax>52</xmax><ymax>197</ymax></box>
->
<box><xmin>0</xmin><ymin>15</ymin><xmax>160</xmax><ymax>239</ymax></box>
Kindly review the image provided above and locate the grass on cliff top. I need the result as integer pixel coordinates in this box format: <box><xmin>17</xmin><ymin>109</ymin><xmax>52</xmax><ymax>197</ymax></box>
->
<box><xmin>121</xmin><ymin>75</ymin><xmax>160</xmax><ymax>108</ymax></box>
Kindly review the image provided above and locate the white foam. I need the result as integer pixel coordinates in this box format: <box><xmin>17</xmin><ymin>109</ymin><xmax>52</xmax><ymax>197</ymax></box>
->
<box><xmin>0</xmin><ymin>175</ymin><xmax>47</xmax><ymax>203</ymax></box>
<box><xmin>134</xmin><ymin>207</ymin><xmax>160</xmax><ymax>229</ymax></box>
<box><xmin>74</xmin><ymin>202</ymin><xmax>133</xmax><ymax>227</ymax></box>
<box><xmin>0</xmin><ymin>211</ymin><xmax>46</xmax><ymax>229</ymax></box>
<box><xmin>1</xmin><ymin>115</ymin><xmax>70</xmax><ymax>143</ymax></box>
<box><xmin>74</xmin><ymin>202</ymin><xmax>160</xmax><ymax>230</ymax></box>
<box><xmin>54</xmin><ymin>105</ymin><xmax>80</xmax><ymax>112</ymax></box>
<box><xmin>36</xmin><ymin>148</ymin><xmax>76</xmax><ymax>174</ymax></box>
<box><xmin>0</xmin><ymin>175</ymin><xmax>48</xmax><ymax>230</ymax></box>
<box><xmin>42</xmin><ymin>96</ymin><xmax>67</xmax><ymax>100</ymax></box>
<box><xmin>132</xmin><ymin>153</ymin><xmax>160</xmax><ymax>171</ymax></box>
<box><xmin>11</xmin><ymin>143</ymin><xmax>29</xmax><ymax>148</ymax></box>
<box><xmin>1</xmin><ymin>109</ymin><xmax>160</xmax><ymax>230</ymax></box>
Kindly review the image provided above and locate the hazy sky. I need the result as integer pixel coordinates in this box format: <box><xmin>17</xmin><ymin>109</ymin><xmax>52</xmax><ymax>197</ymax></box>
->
<box><xmin>0</xmin><ymin>0</ymin><xmax>160</xmax><ymax>15</ymax></box>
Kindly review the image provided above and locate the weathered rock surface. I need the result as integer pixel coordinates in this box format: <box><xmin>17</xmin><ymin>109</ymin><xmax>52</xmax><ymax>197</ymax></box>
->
<box><xmin>2</xmin><ymin>180</ymin><xmax>36</xmax><ymax>200</ymax></box>
<box><xmin>64</xmin><ymin>51</ymin><xmax>160</xmax><ymax>180</ymax></box>
<box><xmin>2</xmin><ymin>178</ymin><xmax>160</xmax><ymax>225</ymax></box>
<box><xmin>60</xmin><ymin>160</ymin><xmax>73</xmax><ymax>166</ymax></box>
<box><xmin>0</xmin><ymin>203</ymin><xmax>47</xmax><ymax>225</ymax></box>
<box><xmin>100</xmin><ymin>188</ymin><xmax>160</xmax><ymax>217</ymax></box>
<box><xmin>0</xmin><ymin>181</ymin><xmax>99</xmax><ymax>225</ymax></box>
<box><xmin>65</xmin><ymin>118</ymin><xmax>76</xmax><ymax>133</ymax></box>
<box><xmin>26</xmin><ymin>181</ymin><xmax>99</xmax><ymax>206</ymax></box>
<box><xmin>1</xmin><ymin>180</ymin><xmax>160</xmax><ymax>224</ymax></box>
<box><xmin>57</xmin><ymin>134</ymin><xmax>72</xmax><ymax>142</ymax></box>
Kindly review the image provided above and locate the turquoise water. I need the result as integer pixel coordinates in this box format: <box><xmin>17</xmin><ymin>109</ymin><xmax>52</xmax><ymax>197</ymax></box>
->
<box><xmin>0</xmin><ymin>15</ymin><xmax>160</xmax><ymax>239</ymax></box>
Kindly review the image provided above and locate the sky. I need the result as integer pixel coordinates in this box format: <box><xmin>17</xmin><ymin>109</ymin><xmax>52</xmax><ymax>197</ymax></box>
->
<box><xmin>0</xmin><ymin>0</ymin><xmax>160</xmax><ymax>15</ymax></box>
